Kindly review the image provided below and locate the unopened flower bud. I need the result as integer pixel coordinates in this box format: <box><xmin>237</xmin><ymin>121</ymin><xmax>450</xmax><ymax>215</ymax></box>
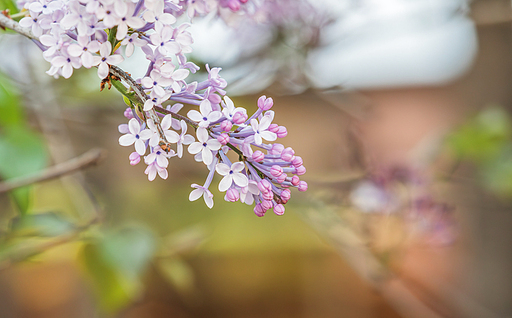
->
<box><xmin>225</xmin><ymin>188</ymin><xmax>240</xmax><ymax>202</ymax></box>
<box><xmin>208</xmin><ymin>93</ymin><xmax>222</xmax><ymax>104</ymax></box>
<box><xmin>254</xmin><ymin>204</ymin><xmax>266</xmax><ymax>217</ymax></box>
<box><xmin>232</xmin><ymin>111</ymin><xmax>247</xmax><ymax>124</ymax></box>
<box><xmin>262</xmin><ymin>190</ymin><xmax>273</xmax><ymax>201</ymax></box>
<box><xmin>270</xmin><ymin>143</ymin><xmax>284</xmax><ymax>155</ymax></box>
<box><xmin>281</xmin><ymin>147</ymin><xmax>295</xmax><ymax>161</ymax></box>
<box><xmin>261</xmin><ymin>199</ymin><xmax>273</xmax><ymax>210</ymax></box>
<box><xmin>276</xmin><ymin>126</ymin><xmax>287</xmax><ymax>138</ymax></box>
<box><xmin>258</xmin><ymin>179</ymin><xmax>272</xmax><ymax>193</ymax></box>
<box><xmin>281</xmin><ymin>189</ymin><xmax>291</xmax><ymax>202</ymax></box>
<box><xmin>257</xmin><ymin>95</ymin><xmax>273</xmax><ymax>110</ymax></box>
<box><xmin>268</xmin><ymin>124</ymin><xmax>279</xmax><ymax>133</ymax></box>
<box><xmin>274</xmin><ymin>204</ymin><xmax>285</xmax><ymax>215</ymax></box>
<box><xmin>270</xmin><ymin>165</ymin><xmax>283</xmax><ymax>177</ymax></box>
<box><xmin>298</xmin><ymin>181</ymin><xmax>308</xmax><ymax>192</ymax></box>
<box><xmin>129</xmin><ymin>152</ymin><xmax>140</xmax><ymax>165</ymax></box>
<box><xmin>217</xmin><ymin>133</ymin><xmax>230</xmax><ymax>145</ymax></box>
<box><xmin>252</xmin><ymin>150</ymin><xmax>265</xmax><ymax>162</ymax></box>
<box><xmin>277</xmin><ymin>173</ymin><xmax>287</xmax><ymax>183</ymax></box>
<box><xmin>124</xmin><ymin>108</ymin><xmax>134</xmax><ymax>119</ymax></box>
<box><xmin>292</xmin><ymin>156</ymin><xmax>303</xmax><ymax>168</ymax></box>
<box><xmin>291</xmin><ymin>175</ymin><xmax>300</xmax><ymax>186</ymax></box>
<box><xmin>295</xmin><ymin>165</ymin><xmax>306</xmax><ymax>175</ymax></box>
<box><xmin>220</xmin><ymin>120</ymin><xmax>232</xmax><ymax>132</ymax></box>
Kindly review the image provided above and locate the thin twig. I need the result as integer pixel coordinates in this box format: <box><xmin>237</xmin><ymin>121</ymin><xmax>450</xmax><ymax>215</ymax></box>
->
<box><xmin>0</xmin><ymin>148</ymin><xmax>106</xmax><ymax>193</ymax></box>
<box><xmin>0</xmin><ymin>13</ymin><xmax>36</xmax><ymax>40</ymax></box>
<box><xmin>0</xmin><ymin>216</ymin><xmax>100</xmax><ymax>271</ymax></box>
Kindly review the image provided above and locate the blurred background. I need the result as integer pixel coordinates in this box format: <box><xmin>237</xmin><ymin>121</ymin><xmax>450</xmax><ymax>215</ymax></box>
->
<box><xmin>1</xmin><ymin>0</ymin><xmax>512</xmax><ymax>317</ymax></box>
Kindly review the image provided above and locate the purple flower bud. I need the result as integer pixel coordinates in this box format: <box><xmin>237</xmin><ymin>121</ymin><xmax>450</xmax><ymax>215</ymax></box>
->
<box><xmin>232</xmin><ymin>111</ymin><xmax>247</xmax><ymax>124</ymax></box>
<box><xmin>270</xmin><ymin>165</ymin><xmax>283</xmax><ymax>177</ymax></box>
<box><xmin>269</xmin><ymin>124</ymin><xmax>279</xmax><ymax>133</ymax></box>
<box><xmin>277</xmin><ymin>173</ymin><xmax>287</xmax><ymax>183</ymax></box>
<box><xmin>208</xmin><ymin>93</ymin><xmax>222</xmax><ymax>104</ymax></box>
<box><xmin>277</xmin><ymin>126</ymin><xmax>287</xmax><ymax>138</ymax></box>
<box><xmin>257</xmin><ymin>95</ymin><xmax>273</xmax><ymax>110</ymax></box>
<box><xmin>281</xmin><ymin>189</ymin><xmax>291</xmax><ymax>203</ymax></box>
<box><xmin>225</xmin><ymin>188</ymin><xmax>240</xmax><ymax>202</ymax></box>
<box><xmin>129</xmin><ymin>152</ymin><xmax>141</xmax><ymax>165</ymax></box>
<box><xmin>281</xmin><ymin>147</ymin><xmax>295</xmax><ymax>161</ymax></box>
<box><xmin>252</xmin><ymin>150</ymin><xmax>265</xmax><ymax>162</ymax></box>
<box><xmin>217</xmin><ymin>133</ymin><xmax>230</xmax><ymax>145</ymax></box>
<box><xmin>270</xmin><ymin>143</ymin><xmax>284</xmax><ymax>155</ymax></box>
<box><xmin>220</xmin><ymin>120</ymin><xmax>232</xmax><ymax>132</ymax></box>
<box><xmin>124</xmin><ymin>108</ymin><xmax>134</xmax><ymax>119</ymax></box>
<box><xmin>258</xmin><ymin>179</ymin><xmax>272</xmax><ymax>193</ymax></box>
<box><xmin>292</xmin><ymin>156</ymin><xmax>303</xmax><ymax>168</ymax></box>
<box><xmin>298</xmin><ymin>181</ymin><xmax>308</xmax><ymax>192</ymax></box>
<box><xmin>274</xmin><ymin>204</ymin><xmax>285</xmax><ymax>215</ymax></box>
<box><xmin>254</xmin><ymin>203</ymin><xmax>266</xmax><ymax>217</ymax></box>
<box><xmin>262</xmin><ymin>190</ymin><xmax>273</xmax><ymax>201</ymax></box>
<box><xmin>261</xmin><ymin>199</ymin><xmax>273</xmax><ymax>210</ymax></box>
<box><xmin>295</xmin><ymin>165</ymin><xmax>306</xmax><ymax>176</ymax></box>
<box><xmin>291</xmin><ymin>175</ymin><xmax>300</xmax><ymax>186</ymax></box>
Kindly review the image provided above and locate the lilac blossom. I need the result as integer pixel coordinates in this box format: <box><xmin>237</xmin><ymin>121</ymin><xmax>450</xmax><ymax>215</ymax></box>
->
<box><xmin>118</xmin><ymin>118</ymin><xmax>152</xmax><ymax>155</ymax></box>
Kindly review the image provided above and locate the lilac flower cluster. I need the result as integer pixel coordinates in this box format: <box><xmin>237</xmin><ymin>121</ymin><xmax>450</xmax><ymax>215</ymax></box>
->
<box><xmin>12</xmin><ymin>0</ymin><xmax>307</xmax><ymax>215</ymax></box>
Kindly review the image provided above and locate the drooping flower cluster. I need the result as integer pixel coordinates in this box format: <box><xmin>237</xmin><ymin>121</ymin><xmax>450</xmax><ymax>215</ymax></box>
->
<box><xmin>11</xmin><ymin>0</ymin><xmax>307</xmax><ymax>216</ymax></box>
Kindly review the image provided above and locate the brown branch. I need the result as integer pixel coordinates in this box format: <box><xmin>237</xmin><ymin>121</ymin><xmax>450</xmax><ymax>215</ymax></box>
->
<box><xmin>0</xmin><ymin>148</ymin><xmax>106</xmax><ymax>194</ymax></box>
<box><xmin>0</xmin><ymin>13</ymin><xmax>37</xmax><ymax>40</ymax></box>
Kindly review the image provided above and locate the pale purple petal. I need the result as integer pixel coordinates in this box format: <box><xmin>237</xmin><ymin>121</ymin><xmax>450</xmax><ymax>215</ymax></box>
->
<box><xmin>119</xmin><ymin>134</ymin><xmax>135</xmax><ymax>146</ymax></box>
<box><xmin>215</xmin><ymin>163</ymin><xmax>230</xmax><ymax>176</ymax></box>
<box><xmin>218</xmin><ymin>175</ymin><xmax>232</xmax><ymax>192</ymax></box>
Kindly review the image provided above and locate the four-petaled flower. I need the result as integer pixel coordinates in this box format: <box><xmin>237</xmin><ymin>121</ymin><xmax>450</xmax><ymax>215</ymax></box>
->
<box><xmin>118</xmin><ymin>118</ymin><xmax>152</xmax><ymax>155</ymax></box>
<box><xmin>250</xmin><ymin>113</ymin><xmax>277</xmax><ymax>145</ymax></box>
<box><xmin>215</xmin><ymin>162</ymin><xmax>249</xmax><ymax>192</ymax></box>
<box><xmin>188</xmin><ymin>127</ymin><xmax>221</xmax><ymax>165</ymax></box>
<box><xmin>187</xmin><ymin>99</ymin><xmax>222</xmax><ymax>128</ymax></box>
<box><xmin>92</xmin><ymin>42</ymin><xmax>124</xmax><ymax>79</ymax></box>
<box><xmin>189</xmin><ymin>184</ymin><xmax>214</xmax><ymax>208</ymax></box>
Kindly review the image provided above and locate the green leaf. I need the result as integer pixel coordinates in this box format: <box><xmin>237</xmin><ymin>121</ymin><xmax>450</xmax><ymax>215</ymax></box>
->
<box><xmin>99</xmin><ymin>226</ymin><xmax>156</xmax><ymax>278</ymax></box>
<box><xmin>10</xmin><ymin>212</ymin><xmax>75</xmax><ymax>237</ymax></box>
<box><xmin>0</xmin><ymin>71</ymin><xmax>23</xmax><ymax>127</ymax></box>
<box><xmin>80</xmin><ymin>242</ymin><xmax>139</xmax><ymax>313</ymax></box>
<box><xmin>79</xmin><ymin>226</ymin><xmax>156</xmax><ymax>313</ymax></box>
<box><xmin>0</xmin><ymin>126</ymin><xmax>48</xmax><ymax>214</ymax></box>
<box><xmin>0</xmin><ymin>125</ymin><xmax>47</xmax><ymax>179</ymax></box>
<box><xmin>0</xmin><ymin>0</ymin><xmax>19</xmax><ymax>15</ymax></box>
<box><xmin>447</xmin><ymin>106</ymin><xmax>511</xmax><ymax>163</ymax></box>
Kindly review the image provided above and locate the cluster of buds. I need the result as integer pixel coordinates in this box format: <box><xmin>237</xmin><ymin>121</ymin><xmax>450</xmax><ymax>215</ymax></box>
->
<box><xmin>11</xmin><ymin>0</ymin><xmax>307</xmax><ymax>215</ymax></box>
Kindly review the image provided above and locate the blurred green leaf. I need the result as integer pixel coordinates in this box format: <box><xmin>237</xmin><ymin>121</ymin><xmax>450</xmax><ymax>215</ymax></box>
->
<box><xmin>81</xmin><ymin>242</ymin><xmax>139</xmax><ymax>313</ymax></box>
<box><xmin>481</xmin><ymin>146</ymin><xmax>512</xmax><ymax>197</ymax></box>
<box><xmin>80</xmin><ymin>225</ymin><xmax>156</xmax><ymax>313</ymax></box>
<box><xmin>447</xmin><ymin>106</ymin><xmax>511</xmax><ymax>163</ymax></box>
<box><xmin>0</xmin><ymin>0</ymin><xmax>19</xmax><ymax>15</ymax></box>
<box><xmin>0</xmin><ymin>71</ymin><xmax>23</xmax><ymax>127</ymax></box>
<box><xmin>10</xmin><ymin>212</ymin><xmax>75</xmax><ymax>237</ymax></box>
<box><xmin>0</xmin><ymin>126</ymin><xmax>48</xmax><ymax>214</ymax></box>
<box><xmin>100</xmin><ymin>226</ymin><xmax>156</xmax><ymax>278</ymax></box>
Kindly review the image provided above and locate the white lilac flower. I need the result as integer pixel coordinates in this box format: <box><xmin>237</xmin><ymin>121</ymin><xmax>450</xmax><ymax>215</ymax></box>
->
<box><xmin>222</xmin><ymin>96</ymin><xmax>246</xmax><ymax>122</ymax></box>
<box><xmin>166</xmin><ymin>103</ymin><xmax>184</xmax><ymax>130</ymax></box>
<box><xmin>173</xmin><ymin>23</ymin><xmax>193</xmax><ymax>54</ymax></box>
<box><xmin>92</xmin><ymin>42</ymin><xmax>124</xmax><ymax>79</ymax></box>
<box><xmin>144</xmin><ymin>147</ymin><xmax>175</xmax><ymax>168</ymax></box>
<box><xmin>19</xmin><ymin>12</ymin><xmax>44</xmax><ymax>37</ymax></box>
<box><xmin>216</xmin><ymin>162</ymin><xmax>249</xmax><ymax>192</ymax></box>
<box><xmin>250</xmin><ymin>113</ymin><xmax>277</xmax><ymax>145</ymax></box>
<box><xmin>240</xmin><ymin>180</ymin><xmax>260</xmax><ymax>205</ymax></box>
<box><xmin>189</xmin><ymin>183</ymin><xmax>213</xmax><ymax>208</ymax></box>
<box><xmin>143</xmin><ymin>91</ymin><xmax>171</xmax><ymax>111</ymax></box>
<box><xmin>67</xmin><ymin>35</ymin><xmax>100</xmax><ymax>68</ymax></box>
<box><xmin>166</xmin><ymin>120</ymin><xmax>194</xmax><ymax>158</ymax></box>
<box><xmin>143</xmin><ymin>0</ymin><xmax>177</xmax><ymax>27</ymax></box>
<box><xmin>118</xmin><ymin>118</ymin><xmax>152</xmax><ymax>155</ymax></box>
<box><xmin>156</xmin><ymin>63</ymin><xmax>189</xmax><ymax>93</ymax></box>
<box><xmin>141</xmin><ymin>70</ymin><xmax>173</xmax><ymax>97</ymax></box>
<box><xmin>144</xmin><ymin>162</ymin><xmax>168</xmax><ymax>181</ymax></box>
<box><xmin>188</xmin><ymin>127</ymin><xmax>221</xmax><ymax>165</ymax></box>
<box><xmin>150</xmin><ymin>24</ymin><xmax>180</xmax><ymax>56</ymax></box>
<box><xmin>187</xmin><ymin>99</ymin><xmax>222</xmax><ymax>128</ymax></box>
<box><xmin>49</xmin><ymin>52</ymin><xmax>81</xmax><ymax>78</ymax></box>
<box><xmin>95</xmin><ymin>4</ymin><xmax>121</xmax><ymax>28</ymax></box>
<box><xmin>115</xmin><ymin>2</ymin><xmax>145</xmax><ymax>40</ymax></box>
<box><xmin>121</xmin><ymin>33</ymin><xmax>147</xmax><ymax>57</ymax></box>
